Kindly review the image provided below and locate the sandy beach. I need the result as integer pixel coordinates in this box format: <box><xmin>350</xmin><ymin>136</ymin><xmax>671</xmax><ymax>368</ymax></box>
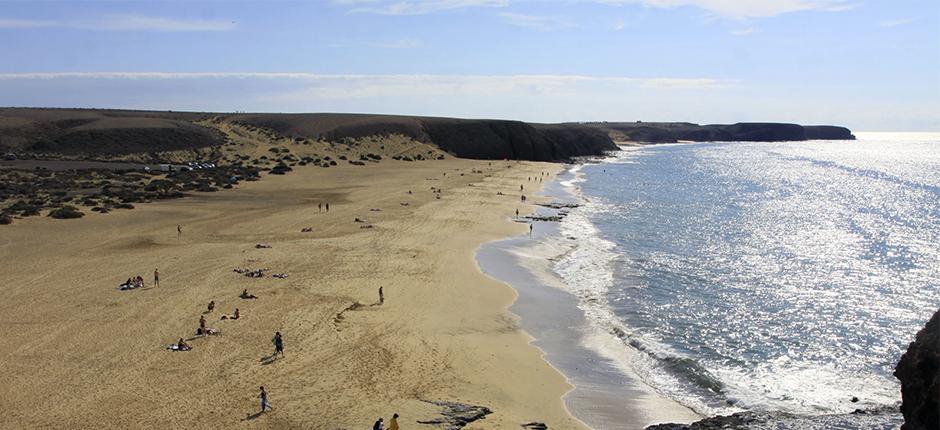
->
<box><xmin>0</xmin><ymin>159</ymin><xmax>586</xmax><ymax>429</ymax></box>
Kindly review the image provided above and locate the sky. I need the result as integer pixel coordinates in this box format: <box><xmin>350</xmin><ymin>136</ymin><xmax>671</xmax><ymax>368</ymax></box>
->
<box><xmin>0</xmin><ymin>0</ymin><xmax>938</xmax><ymax>131</ymax></box>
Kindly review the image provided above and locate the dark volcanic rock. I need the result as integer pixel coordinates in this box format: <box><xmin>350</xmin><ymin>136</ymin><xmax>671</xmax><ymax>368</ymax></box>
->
<box><xmin>584</xmin><ymin>121</ymin><xmax>855</xmax><ymax>143</ymax></box>
<box><xmin>417</xmin><ymin>400</ymin><xmax>492</xmax><ymax>430</ymax></box>
<box><xmin>804</xmin><ymin>125</ymin><xmax>856</xmax><ymax>140</ymax></box>
<box><xmin>645</xmin><ymin>412</ymin><xmax>765</xmax><ymax>429</ymax></box>
<box><xmin>895</xmin><ymin>309</ymin><xmax>940</xmax><ymax>430</ymax></box>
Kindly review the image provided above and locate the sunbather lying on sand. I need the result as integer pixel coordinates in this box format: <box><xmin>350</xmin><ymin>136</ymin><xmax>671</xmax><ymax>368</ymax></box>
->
<box><xmin>221</xmin><ymin>308</ymin><xmax>240</xmax><ymax>320</ymax></box>
<box><xmin>240</xmin><ymin>289</ymin><xmax>258</xmax><ymax>299</ymax></box>
<box><xmin>196</xmin><ymin>327</ymin><xmax>220</xmax><ymax>336</ymax></box>
<box><xmin>168</xmin><ymin>338</ymin><xmax>192</xmax><ymax>351</ymax></box>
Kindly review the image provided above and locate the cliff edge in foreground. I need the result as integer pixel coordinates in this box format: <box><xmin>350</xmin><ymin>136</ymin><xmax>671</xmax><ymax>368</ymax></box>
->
<box><xmin>895</xmin><ymin>309</ymin><xmax>940</xmax><ymax>430</ymax></box>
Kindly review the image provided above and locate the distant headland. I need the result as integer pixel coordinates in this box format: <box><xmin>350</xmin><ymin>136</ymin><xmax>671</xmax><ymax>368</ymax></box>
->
<box><xmin>0</xmin><ymin>108</ymin><xmax>854</xmax><ymax>163</ymax></box>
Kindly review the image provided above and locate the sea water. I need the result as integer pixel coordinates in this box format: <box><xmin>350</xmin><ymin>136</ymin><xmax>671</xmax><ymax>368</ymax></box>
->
<box><xmin>553</xmin><ymin>133</ymin><xmax>939</xmax><ymax>426</ymax></box>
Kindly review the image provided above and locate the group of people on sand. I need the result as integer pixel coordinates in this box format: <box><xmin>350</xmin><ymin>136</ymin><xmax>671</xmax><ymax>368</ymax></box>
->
<box><xmin>120</xmin><ymin>269</ymin><xmax>159</xmax><ymax>290</ymax></box>
<box><xmin>372</xmin><ymin>413</ymin><xmax>401</xmax><ymax>430</ymax></box>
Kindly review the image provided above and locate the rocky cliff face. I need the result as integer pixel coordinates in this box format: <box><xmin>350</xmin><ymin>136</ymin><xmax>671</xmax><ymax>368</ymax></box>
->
<box><xmin>584</xmin><ymin>122</ymin><xmax>855</xmax><ymax>143</ymax></box>
<box><xmin>422</xmin><ymin>120</ymin><xmax>617</xmax><ymax>161</ymax></box>
<box><xmin>895</xmin><ymin>309</ymin><xmax>940</xmax><ymax>430</ymax></box>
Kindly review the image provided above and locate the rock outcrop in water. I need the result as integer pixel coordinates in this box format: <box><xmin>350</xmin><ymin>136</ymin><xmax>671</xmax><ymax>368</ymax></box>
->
<box><xmin>582</xmin><ymin>122</ymin><xmax>855</xmax><ymax>143</ymax></box>
<box><xmin>645</xmin><ymin>412</ymin><xmax>763</xmax><ymax>429</ymax></box>
<box><xmin>894</xmin><ymin>309</ymin><xmax>940</xmax><ymax>430</ymax></box>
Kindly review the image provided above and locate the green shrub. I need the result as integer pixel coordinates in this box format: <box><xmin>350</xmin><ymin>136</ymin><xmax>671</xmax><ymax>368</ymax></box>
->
<box><xmin>48</xmin><ymin>205</ymin><xmax>84</xmax><ymax>219</ymax></box>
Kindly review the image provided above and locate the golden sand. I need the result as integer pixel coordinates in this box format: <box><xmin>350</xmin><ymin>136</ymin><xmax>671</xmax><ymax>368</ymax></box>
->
<box><xmin>0</xmin><ymin>159</ymin><xmax>588</xmax><ymax>429</ymax></box>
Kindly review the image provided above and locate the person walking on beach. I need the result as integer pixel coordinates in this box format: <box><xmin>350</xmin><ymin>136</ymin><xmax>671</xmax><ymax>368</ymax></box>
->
<box><xmin>199</xmin><ymin>315</ymin><xmax>206</xmax><ymax>333</ymax></box>
<box><xmin>177</xmin><ymin>224</ymin><xmax>182</xmax><ymax>239</ymax></box>
<box><xmin>326</xmin><ymin>202</ymin><xmax>330</xmax><ymax>212</ymax></box>
<box><xmin>388</xmin><ymin>413</ymin><xmax>400</xmax><ymax>430</ymax></box>
<box><xmin>378</xmin><ymin>286</ymin><xmax>384</xmax><ymax>305</ymax></box>
<box><xmin>529</xmin><ymin>223</ymin><xmax>533</xmax><ymax>237</ymax></box>
<box><xmin>372</xmin><ymin>417</ymin><xmax>385</xmax><ymax>430</ymax></box>
<box><xmin>515</xmin><ymin>208</ymin><xmax>519</xmax><ymax>218</ymax></box>
<box><xmin>520</xmin><ymin>184</ymin><xmax>524</xmax><ymax>191</ymax></box>
<box><xmin>153</xmin><ymin>268</ymin><xmax>160</xmax><ymax>287</ymax></box>
<box><xmin>272</xmin><ymin>332</ymin><xmax>284</xmax><ymax>357</ymax></box>
<box><xmin>259</xmin><ymin>386</ymin><xmax>272</xmax><ymax>413</ymax></box>
<box><xmin>318</xmin><ymin>202</ymin><xmax>322</xmax><ymax>212</ymax></box>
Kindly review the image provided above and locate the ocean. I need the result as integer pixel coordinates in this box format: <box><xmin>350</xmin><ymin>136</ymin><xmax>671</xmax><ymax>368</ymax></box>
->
<box><xmin>481</xmin><ymin>132</ymin><xmax>939</xmax><ymax>429</ymax></box>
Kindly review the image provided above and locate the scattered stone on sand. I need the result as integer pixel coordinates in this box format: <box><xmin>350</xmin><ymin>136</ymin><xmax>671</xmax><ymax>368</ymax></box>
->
<box><xmin>234</xmin><ymin>268</ymin><xmax>268</xmax><ymax>278</ymax></box>
<box><xmin>522</xmin><ymin>422</ymin><xmax>548</xmax><ymax>430</ymax></box>
<box><xmin>301</xmin><ymin>227</ymin><xmax>313</xmax><ymax>232</ymax></box>
<box><xmin>417</xmin><ymin>400</ymin><xmax>493</xmax><ymax>430</ymax></box>
<box><xmin>255</xmin><ymin>243</ymin><xmax>272</xmax><ymax>249</ymax></box>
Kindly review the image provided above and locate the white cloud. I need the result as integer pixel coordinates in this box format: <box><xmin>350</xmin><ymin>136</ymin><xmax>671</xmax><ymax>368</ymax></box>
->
<box><xmin>0</xmin><ymin>18</ymin><xmax>56</xmax><ymax>29</ymax></box>
<box><xmin>0</xmin><ymin>15</ymin><xmax>235</xmax><ymax>31</ymax></box>
<box><xmin>879</xmin><ymin>18</ymin><xmax>914</xmax><ymax>28</ymax></box>
<box><xmin>343</xmin><ymin>0</ymin><xmax>508</xmax><ymax>15</ymax></box>
<box><xmin>370</xmin><ymin>37</ymin><xmax>423</xmax><ymax>48</ymax></box>
<box><xmin>593</xmin><ymin>0</ymin><xmax>857</xmax><ymax>18</ymax></box>
<box><xmin>730</xmin><ymin>27</ymin><xmax>757</xmax><ymax>36</ymax></box>
<box><xmin>498</xmin><ymin>12</ymin><xmax>574</xmax><ymax>30</ymax></box>
<box><xmin>337</xmin><ymin>0</ymin><xmax>857</xmax><ymax>18</ymax></box>
<box><xmin>0</xmin><ymin>72</ymin><xmax>728</xmax><ymax>92</ymax></box>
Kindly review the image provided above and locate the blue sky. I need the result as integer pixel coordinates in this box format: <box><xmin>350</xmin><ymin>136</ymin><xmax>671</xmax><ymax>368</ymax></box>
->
<box><xmin>0</xmin><ymin>0</ymin><xmax>937</xmax><ymax>130</ymax></box>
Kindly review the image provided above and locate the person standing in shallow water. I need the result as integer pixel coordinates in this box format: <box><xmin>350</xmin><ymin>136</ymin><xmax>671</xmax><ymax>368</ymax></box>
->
<box><xmin>529</xmin><ymin>223</ymin><xmax>533</xmax><ymax>237</ymax></box>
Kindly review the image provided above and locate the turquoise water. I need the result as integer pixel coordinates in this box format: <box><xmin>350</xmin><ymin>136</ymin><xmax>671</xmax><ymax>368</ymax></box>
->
<box><xmin>554</xmin><ymin>133</ymin><xmax>939</xmax><ymax>421</ymax></box>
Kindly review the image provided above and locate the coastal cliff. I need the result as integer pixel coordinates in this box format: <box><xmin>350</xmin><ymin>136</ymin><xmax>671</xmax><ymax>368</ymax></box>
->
<box><xmin>895</xmin><ymin>309</ymin><xmax>940</xmax><ymax>430</ymax></box>
<box><xmin>0</xmin><ymin>108</ymin><xmax>616</xmax><ymax>162</ymax></box>
<box><xmin>583</xmin><ymin>122</ymin><xmax>855</xmax><ymax>143</ymax></box>
<box><xmin>228</xmin><ymin>113</ymin><xmax>618</xmax><ymax>161</ymax></box>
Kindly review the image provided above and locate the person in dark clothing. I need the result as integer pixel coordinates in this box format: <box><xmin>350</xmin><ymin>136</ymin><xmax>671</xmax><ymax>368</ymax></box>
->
<box><xmin>273</xmin><ymin>332</ymin><xmax>284</xmax><ymax>357</ymax></box>
<box><xmin>259</xmin><ymin>386</ymin><xmax>272</xmax><ymax>412</ymax></box>
<box><xmin>373</xmin><ymin>417</ymin><xmax>384</xmax><ymax>430</ymax></box>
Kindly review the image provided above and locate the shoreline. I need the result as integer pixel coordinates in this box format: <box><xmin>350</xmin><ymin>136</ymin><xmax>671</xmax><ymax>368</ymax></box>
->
<box><xmin>477</xmin><ymin>161</ymin><xmax>701</xmax><ymax>429</ymax></box>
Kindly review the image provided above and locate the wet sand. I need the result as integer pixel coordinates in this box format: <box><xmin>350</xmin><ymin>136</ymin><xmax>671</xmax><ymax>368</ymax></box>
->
<box><xmin>477</xmin><ymin>166</ymin><xmax>701</xmax><ymax>429</ymax></box>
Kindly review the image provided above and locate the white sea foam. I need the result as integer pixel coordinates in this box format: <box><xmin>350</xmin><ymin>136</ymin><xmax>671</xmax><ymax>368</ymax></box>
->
<box><xmin>550</xmin><ymin>152</ymin><xmax>740</xmax><ymax>416</ymax></box>
<box><xmin>548</xmin><ymin>142</ymin><xmax>922</xmax><ymax>422</ymax></box>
